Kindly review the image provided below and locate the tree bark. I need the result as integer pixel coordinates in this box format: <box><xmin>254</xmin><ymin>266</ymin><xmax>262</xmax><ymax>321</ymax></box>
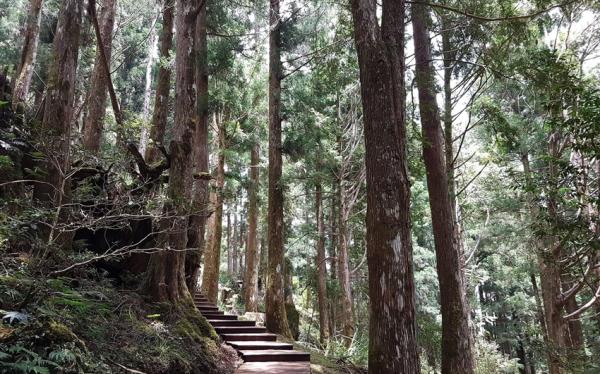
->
<box><xmin>265</xmin><ymin>0</ymin><xmax>292</xmax><ymax>339</ymax></box>
<box><xmin>315</xmin><ymin>183</ymin><xmax>329</xmax><ymax>346</ymax></box>
<box><xmin>139</xmin><ymin>9</ymin><xmax>159</xmax><ymax>157</ymax></box>
<box><xmin>338</xmin><ymin>178</ymin><xmax>355</xmax><ymax>345</ymax></box>
<box><xmin>82</xmin><ymin>0</ymin><xmax>117</xmax><ymax>153</ymax></box>
<box><xmin>32</xmin><ymin>0</ymin><xmax>84</xmax><ymax>250</ymax></box>
<box><xmin>351</xmin><ymin>1</ymin><xmax>420</xmax><ymax>372</ymax></box>
<box><xmin>142</xmin><ymin>0</ymin><xmax>197</xmax><ymax>303</ymax></box>
<box><xmin>145</xmin><ymin>0</ymin><xmax>174</xmax><ymax>163</ymax></box>
<box><xmin>244</xmin><ymin>143</ymin><xmax>260</xmax><ymax>312</ymax></box>
<box><xmin>12</xmin><ymin>0</ymin><xmax>43</xmax><ymax>110</ymax></box>
<box><xmin>227</xmin><ymin>209</ymin><xmax>233</xmax><ymax>275</ymax></box>
<box><xmin>201</xmin><ymin>112</ymin><xmax>226</xmax><ymax>303</ymax></box>
<box><xmin>412</xmin><ymin>4</ymin><xmax>474</xmax><ymax>373</ymax></box>
<box><xmin>185</xmin><ymin>1</ymin><xmax>208</xmax><ymax>294</ymax></box>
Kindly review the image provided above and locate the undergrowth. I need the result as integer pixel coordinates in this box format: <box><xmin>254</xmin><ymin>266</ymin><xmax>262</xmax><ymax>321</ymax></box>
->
<box><xmin>0</xmin><ymin>253</ymin><xmax>237</xmax><ymax>374</ymax></box>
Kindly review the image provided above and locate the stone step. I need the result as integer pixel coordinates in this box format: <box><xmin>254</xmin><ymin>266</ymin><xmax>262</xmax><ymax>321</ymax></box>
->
<box><xmin>239</xmin><ymin>350</ymin><xmax>310</xmax><ymax>362</ymax></box>
<box><xmin>198</xmin><ymin>306</ymin><xmax>219</xmax><ymax>312</ymax></box>
<box><xmin>199</xmin><ymin>309</ymin><xmax>223</xmax><ymax>315</ymax></box>
<box><xmin>220</xmin><ymin>333</ymin><xmax>277</xmax><ymax>342</ymax></box>
<box><xmin>209</xmin><ymin>320</ymin><xmax>255</xmax><ymax>327</ymax></box>
<box><xmin>215</xmin><ymin>326</ymin><xmax>267</xmax><ymax>334</ymax></box>
<box><xmin>227</xmin><ymin>341</ymin><xmax>294</xmax><ymax>350</ymax></box>
<box><xmin>202</xmin><ymin>313</ymin><xmax>237</xmax><ymax>320</ymax></box>
<box><xmin>196</xmin><ymin>302</ymin><xmax>217</xmax><ymax>307</ymax></box>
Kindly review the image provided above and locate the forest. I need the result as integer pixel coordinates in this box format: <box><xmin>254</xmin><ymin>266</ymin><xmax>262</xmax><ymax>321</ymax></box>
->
<box><xmin>0</xmin><ymin>0</ymin><xmax>599</xmax><ymax>373</ymax></box>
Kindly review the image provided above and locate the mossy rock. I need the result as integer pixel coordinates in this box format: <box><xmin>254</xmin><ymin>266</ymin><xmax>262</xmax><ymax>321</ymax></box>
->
<box><xmin>45</xmin><ymin>321</ymin><xmax>87</xmax><ymax>350</ymax></box>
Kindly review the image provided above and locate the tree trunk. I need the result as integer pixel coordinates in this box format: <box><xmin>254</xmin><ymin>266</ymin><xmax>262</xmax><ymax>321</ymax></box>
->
<box><xmin>265</xmin><ymin>0</ymin><xmax>292</xmax><ymax>339</ymax></box>
<box><xmin>244</xmin><ymin>143</ymin><xmax>260</xmax><ymax>312</ymax></box>
<box><xmin>232</xmin><ymin>200</ymin><xmax>239</xmax><ymax>277</ymax></box>
<box><xmin>32</xmin><ymin>0</ymin><xmax>84</xmax><ymax>250</ymax></box>
<box><xmin>521</xmin><ymin>153</ymin><xmax>567</xmax><ymax>374</ymax></box>
<box><xmin>185</xmin><ymin>1</ymin><xmax>208</xmax><ymax>294</ymax></box>
<box><xmin>12</xmin><ymin>0</ymin><xmax>43</xmax><ymax>110</ymax></box>
<box><xmin>315</xmin><ymin>183</ymin><xmax>329</xmax><ymax>346</ymax></box>
<box><xmin>145</xmin><ymin>0</ymin><xmax>174</xmax><ymax>163</ymax></box>
<box><xmin>561</xmin><ymin>277</ymin><xmax>585</xmax><ymax>350</ymax></box>
<box><xmin>351</xmin><ymin>1</ymin><xmax>420</xmax><ymax>372</ymax></box>
<box><xmin>412</xmin><ymin>4</ymin><xmax>474</xmax><ymax>373</ymax></box>
<box><xmin>227</xmin><ymin>209</ymin><xmax>233</xmax><ymax>275</ymax></box>
<box><xmin>338</xmin><ymin>181</ymin><xmax>355</xmax><ymax>345</ymax></box>
<box><xmin>201</xmin><ymin>113</ymin><xmax>226</xmax><ymax>303</ymax></box>
<box><xmin>139</xmin><ymin>9</ymin><xmax>159</xmax><ymax>157</ymax></box>
<box><xmin>142</xmin><ymin>0</ymin><xmax>197</xmax><ymax>303</ymax></box>
<box><xmin>82</xmin><ymin>0</ymin><xmax>117</xmax><ymax>153</ymax></box>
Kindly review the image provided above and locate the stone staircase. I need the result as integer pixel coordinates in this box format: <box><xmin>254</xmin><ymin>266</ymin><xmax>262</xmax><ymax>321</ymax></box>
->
<box><xmin>194</xmin><ymin>293</ymin><xmax>311</xmax><ymax>373</ymax></box>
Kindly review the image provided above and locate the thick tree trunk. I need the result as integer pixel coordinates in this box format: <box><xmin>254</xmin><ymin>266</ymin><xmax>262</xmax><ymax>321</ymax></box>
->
<box><xmin>32</xmin><ymin>0</ymin><xmax>84</xmax><ymax>250</ymax></box>
<box><xmin>185</xmin><ymin>2</ymin><xmax>209</xmax><ymax>294</ymax></box>
<box><xmin>139</xmin><ymin>10</ymin><xmax>159</xmax><ymax>157</ymax></box>
<box><xmin>412</xmin><ymin>4</ymin><xmax>474</xmax><ymax>373</ymax></box>
<box><xmin>12</xmin><ymin>0</ymin><xmax>43</xmax><ymax>110</ymax></box>
<box><xmin>265</xmin><ymin>0</ymin><xmax>292</xmax><ymax>339</ymax></box>
<box><xmin>145</xmin><ymin>0</ymin><xmax>174</xmax><ymax>163</ymax></box>
<box><xmin>315</xmin><ymin>183</ymin><xmax>329</xmax><ymax>346</ymax></box>
<box><xmin>142</xmin><ymin>0</ymin><xmax>197</xmax><ymax>303</ymax></box>
<box><xmin>351</xmin><ymin>1</ymin><xmax>420</xmax><ymax>372</ymax></box>
<box><xmin>232</xmin><ymin>202</ymin><xmax>239</xmax><ymax>276</ymax></box>
<box><xmin>82</xmin><ymin>0</ymin><xmax>117</xmax><ymax>153</ymax></box>
<box><xmin>244</xmin><ymin>143</ymin><xmax>260</xmax><ymax>312</ymax></box>
<box><xmin>201</xmin><ymin>114</ymin><xmax>226</xmax><ymax>303</ymax></box>
<box><xmin>561</xmin><ymin>277</ymin><xmax>584</xmax><ymax>350</ymax></box>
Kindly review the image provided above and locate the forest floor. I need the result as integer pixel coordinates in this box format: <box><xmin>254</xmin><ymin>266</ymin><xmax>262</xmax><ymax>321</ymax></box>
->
<box><xmin>0</xmin><ymin>252</ymin><xmax>238</xmax><ymax>374</ymax></box>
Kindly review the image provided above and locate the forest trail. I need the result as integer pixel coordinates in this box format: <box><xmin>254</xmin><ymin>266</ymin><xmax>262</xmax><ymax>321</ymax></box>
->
<box><xmin>194</xmin><ymin>293</ymin><xmax>311</xmax><ymax>374</ymax></box>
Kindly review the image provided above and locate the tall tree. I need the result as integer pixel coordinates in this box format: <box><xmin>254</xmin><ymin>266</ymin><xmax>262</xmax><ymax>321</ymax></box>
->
<box><xmin>12</xmin><ymin>0</ymin><xmax>43</xmax><ymax>110</ymax></box>
<box><xmin>82</xmin><ymin>0</ymin><xmax>117</xmax><ymax>153</ymax></box>
<box><xmin>243</xmin><ymin>143</ymin><xmax>260</xmax><ymax>312</ymax></box>
<box><xmin>142</xmin><ymin>0</ymin><xmax>197</xmax><ymax>303</ymax></box>
<box><xmin>265</xmin><ymin>0</ymin><xmax>292</xmax><ymax>338</ymax></box>
<box><xmin>185</xmin><ymin>0</ymin><xmax>209</xmax><ymax>294</ymax></box>
<box><xmin>139</xmin><ymin>8</ymin><xmax>160</xmax><ymax>157</ymax></box>
<box><xmin>32</xmin><ymin>0</ymin><xmax>84</xmax><ymax>249</ymax></box>
<box><xmin>314</xmin><ymin>183</ymin><xmax>329</xmax><ymax>345</ymax></box>
<box><xmin>145</xmin><ymin>0</ymin><xmax>174</xmax><ymax>163</ymax></box>
<box><xmin>412</xmin><ymin>3</ymin><xmax>474</xmax><ymax>373</ymax></box>
<box><xmin>351</xmin><ymin>0</ymin><xmax>420</xmax><ymax>372</ymax></box>
<box><xmin>201</xmin><ymin>112</ymin><xmax>226</xmax><ymax>303</ymax></box>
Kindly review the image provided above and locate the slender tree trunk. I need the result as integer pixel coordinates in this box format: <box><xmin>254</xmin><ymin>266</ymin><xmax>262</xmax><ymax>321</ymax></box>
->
<box><xmin>185</xmin><ymin>1</ymin><xmax>208</xmax><ymax>294</ymax></box>
<box><xmin>232</xmin><ymin>202</ymin><xmax>239</xmax><ymax>276</ymax></box>
<box><xmin>244</xmin><ymin>143</ymin><xmax>260</xmax><ymax>311</ymax></box>
<box><xmin>145</xmin><ymin>0</ymin><xmax>174</xmax><ymax>163</ymax></box>
<box><xmin>315</xmin><ymin>183</ymin><xmax>329</xmax><ymax>346</ymax></box>
<box><xmin>338</xmin><ymin>182</ymin><xmax>354</xmax><ymax>345</ymax></box>
<box><xmin>32</xmin><ymin>0</ymin><xmax>84</xmax><ymax>250</ymax></box>
<box><xmin>142</xmin><ymin>0</ymin><xmax>197</xmax><ymax>303</ymax></box>
<box><xmin>351</xmin><ymin>1</ymin><xmax>420</xmax><ymax>372</ymax></box>
<box><xmin>201</xmin><ymin>113</ymin><xmax>226</xmax><ymax>303</ymax></box>
<box><xmin>82</xmin><ymin>0</ymin><xmax>117</xmax><ymax>153</ymax></box>
<box><xmin>412</xmin><ymin>4</ymin><xmax>474</xmax><ymax>373</ymax></box>
<box><xmin>139</xmin><ymin>10</ymin><xmax>159</xmax><ymax>157</ymax></box>
<box><xmin>12</xmin><ymin>0</ymin><xmax>43</xmax><ymax>110</ymax></box>
<box><xmin>265</xmin><ymin>0</ymin><xmax>292</xmax><ymax>338</ymax></box>
<box><xmin>227</xmin><ymin>209</ymin><xmax>233</xmax><ymax>275</ymax></box>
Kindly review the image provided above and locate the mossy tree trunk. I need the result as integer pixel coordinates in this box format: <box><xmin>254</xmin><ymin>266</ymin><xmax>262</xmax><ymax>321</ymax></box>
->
<box><xmin>265</xmin><ymin>0</ymin><xmax>292</xmax><ymax>339</ymax></box>
<box><xmin>143</xmin><ymin>0</ymin><xmax>198</xmax><ymax>303</ymax></box>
